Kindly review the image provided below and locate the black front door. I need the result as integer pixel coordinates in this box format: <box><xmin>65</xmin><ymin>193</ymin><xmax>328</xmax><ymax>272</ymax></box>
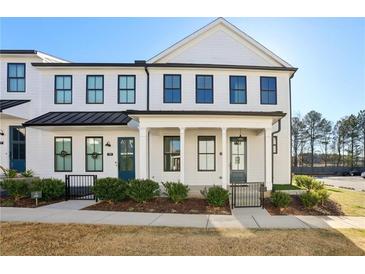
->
<box><xmin>230</xmin><ymin>137</ymin><xmax>247</xmax><ymax>183</ymax></box>
<box><xmin>9</xmin><ymin>126</ymin><xmax>26</xmax><ymax>172</ymax></box>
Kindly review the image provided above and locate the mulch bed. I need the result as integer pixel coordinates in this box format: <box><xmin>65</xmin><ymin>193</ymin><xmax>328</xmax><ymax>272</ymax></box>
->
<box><xmin>0</xmin><ymin>197</ymin><xmax>64</xmax><ymax>208</ymax></box>
<box><xmin>83</xmin><ymin>197</ymin><xmax>232</xmax><ymax>215</ymax></box>
<box><xmin>264</xmin><ymin>195</ymin><xmax>344</xmax><ymax>216</ymax></box>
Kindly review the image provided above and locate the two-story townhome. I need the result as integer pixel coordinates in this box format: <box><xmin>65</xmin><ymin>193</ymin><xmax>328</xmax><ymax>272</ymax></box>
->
<box><xmin>0</xmin><ymin>18</ymin><xmax>297</xmax><ymax>194</ymax></box>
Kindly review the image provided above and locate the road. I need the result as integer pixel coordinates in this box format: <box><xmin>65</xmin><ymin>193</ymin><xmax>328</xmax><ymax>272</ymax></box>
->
<box><xmin>316</xmin><ymin>176</ymin><xmax>365</xmax><ymax>191</ymax></box>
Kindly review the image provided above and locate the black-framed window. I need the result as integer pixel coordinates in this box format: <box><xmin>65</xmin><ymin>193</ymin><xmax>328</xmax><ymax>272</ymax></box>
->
<box><xmin>86</xmin><ymin>75</ymin><xmax>104</xmax><ymax>104</ymax></box>
<box><xmin>260</xmin><ymin>77</ymin><xmax>277</xmax><ymax>104</ymax></box>
<box><xmin>196</xmin><ymin>75</ymin><xmax>213</xmax><ymax>103</ymax></box>
<box><xmin>230</xmin><ymin>76</ymin><xmax>247</xmax><ymax>104</ymax></box>
<box><xmin>164</xmin><ymin>136</ymin><xmax>180</xmax><ymax>171</ymax></box>
<box><xmin>86</xmin><ymin>137</ymin><xmax>103</xmax><ymax>171</ymax></box>
<box><xmin>273</xmin><ymin>136</ymin><xmax>278</xmax><ymax>154</ymax></box>
<box><xmin>55</xmin><ymin>75</ymin><xmax>72</xmax><ymax>104</ymax></box>
<box><xmin>7</xmin><ymin>63</ymin><xmax>25</xmax><ymax>92</ymax></box>
<box><xmin>198</xmin><ymin>136</ymin><xmax>215</xmax><ymax>171</ymax></box>
<box><xmin>118</xmin><ymin>75</ymin><xmax>135</xmax><ymax>104</ymax></box>
<box><xmin>54</xmin><ymin>137</ymin><xmax>72</xmax><ymax>172</ymax></box>
<box><xmin>164</xmin><ymin>74</ymin><xmax>181</xmax><ymax>103</ymax></box>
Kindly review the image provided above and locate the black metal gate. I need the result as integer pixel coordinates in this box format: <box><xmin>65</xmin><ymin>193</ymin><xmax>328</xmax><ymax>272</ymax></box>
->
<box><xmin>230</xmin><ymin>182</ymin><xmax>265</xmax><ymax>208</ymax></box>
<box><xmin>65</xmin><ymin>175</ymin><xmax>97</xmax><ymax>200</ymax></box>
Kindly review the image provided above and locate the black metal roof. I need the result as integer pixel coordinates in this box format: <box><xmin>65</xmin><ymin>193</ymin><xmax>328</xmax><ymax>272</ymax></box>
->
<box><xmin>127</xmin><ymin>110</ymin><xmax>286</xmax><ymax>117</ymax></box>
<box><xmin>0</xmin><ymin>100</ymin><xmax>31</xmax><ymax>112</ymax></box>
<box><xmin>23</xmin><ymin>111</ymin><xmax>131</xmax><ymax>127</ymax></box>
<box><xmin>0</xmin><ymin>50</ymin><xmax>38</xmax><ymax>54</ymax></box>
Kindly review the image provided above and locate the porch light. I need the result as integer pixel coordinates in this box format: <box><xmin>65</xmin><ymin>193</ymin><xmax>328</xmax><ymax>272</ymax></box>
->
<box><xmin>234</xmin><ymin>129</ymin><xmax>245</xmax><ymax>144</ymax></box>
<box><xmin>105</xmin><ymin>141</ymin><xmax>111</xmax><ymax>147</ymax></box>
<box><xmin>0</xmin><ymin>130</ymin><xmax>4</xmax><ymax>136</ymax></box>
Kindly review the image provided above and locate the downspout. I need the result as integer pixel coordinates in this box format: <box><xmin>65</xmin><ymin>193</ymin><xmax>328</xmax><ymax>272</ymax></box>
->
<box><xmin>289</xmin><ymin>74</ymin><xmax>294</xmax><ymax>185</ymax></box>
<box><xmin>271</xmin><ymin>118</ymin><xmax>282</xmax><ymax>184</ymax></box>
<box><xmin>144</xmin><ymin>64</ymin><xmax>150</xmax><ymax>177</ymax></box>
<box><xmin>144</xmin><ymin>65</ymin><xmax>150</xmax><ymax>111</ymax></box>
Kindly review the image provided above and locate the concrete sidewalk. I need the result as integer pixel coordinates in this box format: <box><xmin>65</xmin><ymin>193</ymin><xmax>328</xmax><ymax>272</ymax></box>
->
<box><xmin>1</xmin><ymin>206</ymin><xmax>364</xmax><ymax>229</ymax></box>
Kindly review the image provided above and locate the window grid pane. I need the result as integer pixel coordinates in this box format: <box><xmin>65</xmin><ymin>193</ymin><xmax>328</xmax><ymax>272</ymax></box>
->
<box><xmin>261</xmin><ymin>77</ymin><xmax>277</xmax><ymax>104</ymax></box>
<box><xmin>55</xmin><ymin>137</ymin><xmax>72</xmax><ymax>172</ymax></box>
<box><xmin>198</xmin><ymin>136</ymin><xmax>215</xmax><ymax>171</ymax></box>
<box><xmin>164</xmin><ymin>136</ymin><xmax>180</xmax><ymax>171</ymax></box>
<box><xmin>8</xmin><ymin>64</ymin><xmax>25</xmax><ymax>92</ymax></box>
<box><xmin>86</xmin><ymin>137</ymin><xmax>103</xmax><ymax>171</ymax></box>
<box><xmin>119</xmin><ymin>76</ymin><xmax>135</xmax><ymax>103</ymax></box>
<box><xmin>87</xmin><ymin>76</ymin><xmax>104</xmax><ymax>104</ymax></box>
<box><xmin>164</xmin><ymin>75</ymin><xmax>181</xmax><ymax>103</ymax></box>
<box><xmin>196</xmin><ymin>75</ymin><xmax>213</xmax><ymax>103</ymax></box>
<box><xmin>55</xmin><ymin>76</ymin><xmax>72</xmax><ymax>104</ymax></box>
<box><xmin>230</xmin><ymin>76</ymin><xmax>246</xmax><ymax>104</ymax></box>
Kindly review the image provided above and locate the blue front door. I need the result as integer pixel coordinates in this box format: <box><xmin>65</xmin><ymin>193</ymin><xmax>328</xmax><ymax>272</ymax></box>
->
<box><xmin>9</xmin><ymin>126</ymin><xmax>26</xmax><ymax>172</ymax></box>
<box><xmin>118</xmin><ymin>137</ymin><xmax>135</xmax><ymax>181</ymax></box>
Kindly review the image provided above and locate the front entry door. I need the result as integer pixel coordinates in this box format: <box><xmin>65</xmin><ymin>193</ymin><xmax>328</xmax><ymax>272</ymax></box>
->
<box><xmin>9</xmin><ymin>126</ymin><xmax>26</xmax><ymax>172</ymax></box>
<box><xmin>230</xmin><ymin>137</ymin><xmax>247</xmax><ymax>183</ymax></box>
<box><xmin>118</xmin><ymin>137</ymin><xmax>135</xmax><ymax>181</ymax></box>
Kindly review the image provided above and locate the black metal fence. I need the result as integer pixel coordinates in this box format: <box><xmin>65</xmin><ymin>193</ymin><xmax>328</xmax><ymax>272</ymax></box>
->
<box><xmin>65</xmin><ymin>175</ymin><xmax>97</xmax><ymax>201</ymax></box>
<box><xmin>230</xmin><ymin>182</ymin><xmax>265</xmax><ymax>208</ymax></box>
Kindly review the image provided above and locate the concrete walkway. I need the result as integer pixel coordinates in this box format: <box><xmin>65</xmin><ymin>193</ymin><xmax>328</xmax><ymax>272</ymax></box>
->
<box><xmin>1</xmin><ymin>206</ymin><xmax>364</xmax><ymax>229</ymax></box>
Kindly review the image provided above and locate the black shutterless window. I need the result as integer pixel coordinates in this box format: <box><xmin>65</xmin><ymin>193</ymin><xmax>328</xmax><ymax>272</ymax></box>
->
<box><xmin>198</xmin><ymin>136</ymin><xmax>216</xmax><ymax>171</ymax></box>
<box><xmin>55</xmin><ymin>75</ymin><xmax>72</xmax><ymax>104</ymax></box>
<box><xmin>8</xmin><ymin>63</ymin><xmax>25</xmax><ymax>92</ymax></box>
<box><xmin>54</xmin><ymin>137</ymin><xmax>72</xmax><ymax>172</ymax></box>
<box><xmin>230</xmin><ymin>76</ymin><xmax>247</xmax><ymax>104</ymax></box>
<box><xmin>260</xmin><ymin>77</ymin><xmax>277</xmax><ymax>104</ymax></box>
<box><xmin>164</xmin><ymin>74</ymin><xmax>181</xmax><ymax>103</ymax></box>
<box><xmin>86</xmin><ymin>137</ymin><xmax>103</xmax><ymax>172</ymax></box>
<box><xmin>118</xmin><ymin>75</ymin><xmax>135</xmax><ymax>104</ymax></box>
<box><xmin>196</xmin><ymin>75</ymin><xmax>213</xmax><ymax>103</ymax></box>
<box><xmin>86</xmin><ymin>75</ymin><xmax>104</xmax><ymax>104</ymax></box>
<box><xmin>164</xmin><ymin>136</ymin><xmax>180</xmax><ymax>171</ymax></box>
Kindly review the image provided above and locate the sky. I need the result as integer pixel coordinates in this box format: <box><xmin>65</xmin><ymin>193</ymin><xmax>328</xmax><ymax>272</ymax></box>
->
<box><xmin>1</xmin><ymin>17</ymin><xmax>364</xmax><ymax>122</ymax></box>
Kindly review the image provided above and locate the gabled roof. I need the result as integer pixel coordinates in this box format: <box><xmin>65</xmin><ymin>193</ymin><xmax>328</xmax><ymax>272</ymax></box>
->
<box><xmin>23</xmin><ymin>111</ymin><xmax>131</xmax><ymax>127</ymax></box>
<box><xmin>148</xmin><ymin>18</ymin><xmax>293</xmax><ymax>68</ymax></box>
<box><xmin>0</xmin><ymin>49</ymin><xmax>69</xmax><ymax>63</ymax></box>
<box><xmin>0</xmin><ymin>100</ymin><xmax>31</xmax><ymax>112</ymax></box>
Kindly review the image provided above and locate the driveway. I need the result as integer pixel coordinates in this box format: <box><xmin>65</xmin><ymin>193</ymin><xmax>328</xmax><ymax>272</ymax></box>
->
<box><xmin>316</xmin><ymin>176</ymin><xmax>365</xmax><ymax>191</ymax></box>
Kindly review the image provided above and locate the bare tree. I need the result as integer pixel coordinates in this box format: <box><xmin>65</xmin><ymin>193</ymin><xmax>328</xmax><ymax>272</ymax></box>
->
<box><xmin>343</xmin><ymin>115</ymin><xmax>360</xmax><ymax>167</ymax></box>
<box><xmin>333</xmin><ymin>119</ymin><xmax>347</xmax><ymax>166</ymax></box>
<box><xmin>320</xmin><ymin>119</ymin><xmax>332</xmax><ymax>167</ymax></box>
<box><xmin>291</xmin><ymin>116</ymin><xmax>305</xmax><ymax>167</ymax></box>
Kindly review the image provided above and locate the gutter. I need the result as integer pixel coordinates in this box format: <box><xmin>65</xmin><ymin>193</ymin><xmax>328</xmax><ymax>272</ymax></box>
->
<box><xmin>271</xmin><ymin>118</ymin><xmax>282</xmax><ymax>184</ymax></box>
<box><xmin>144</xmin><ymin>66</ymin><xmax>150</xmax><ymax>111</ymax></box>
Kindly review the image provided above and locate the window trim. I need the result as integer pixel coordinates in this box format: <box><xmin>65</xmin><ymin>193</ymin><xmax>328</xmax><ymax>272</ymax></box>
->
<box><xmin>7</xmin><ymin>63</ymin><xmax>26</xmax><ymax>93</ymax></box>
<box><xmin>163</xmin><ymin>136</ymin><xmax>180</xmax><ymax>172</ymax></box>
<box><xmin>229</xmin><ymin>75</ymin><xmax>247</xmax><ymax>104</ymax></box>
<box><xmin>260</xmin><ymin>76</ymin><xmax>277</xmax><ymax>105</ymax></box>
<box><xmin>163</xmin><ymin>74</ymin><xmax>182</xmax><ymax>104</ymax></box>
<box><xmin>118</xmin><ymin>74</ymin><xmax>136</xmax><ymax>104</ymax></box>
<box><xmin>54</xmin><ymin>75</ymin><xmax>73</xmax><ymax>104</ymax></box>
<box><xmin>197</xmin><ymin>136</ymin><xmax>216</xmax><ymax>172</ymax></box>
<box><xmin>195</xmin><ymin>74</ymin><xmax>214</xmax><ymax>104</ymax></box>
<box><xmin>54</xmin><ymin>136</ymin><xmax>72</xmax><ymax>172</ymax></box>
<box><xmin>85</xmin><ymin>136</ymin><xmax>104</xmax><ymax>172</ymax></box>
<box><xmin>86</xmin><ymin>75</ymin><xmax>104</xmax><ymax>104</ymax></box>
<box><xmin>273</xmin><ymin>136</ymin><xmax>278</xmax><ymax>154</ymax></box>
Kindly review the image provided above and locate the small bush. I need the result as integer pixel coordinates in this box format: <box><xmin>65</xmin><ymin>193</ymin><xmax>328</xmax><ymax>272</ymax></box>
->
<box><xmin>162</xmin><ymin>181</ymin><xmax>189</xmax><ymax>203</ymax></box>
<box><xmin>271</xmin><ymin>192</ymin><xmax>292</xmax><ymax>208</ymax></box>
<box><xmin>0</xmin><ymin>179</ymin><xmax>29</xmax><ymax>201</ymax></box>
<box><xmin>92</xmin><ymin>177</ymin><xmax>127</xmax><ymax>203</ymax></box>
<box><xmin>4</xmin><ymin>169</ymin><xmax>17</xmax><ymax>178</ymax></box>
<box><xmin>21</xmin><ymin>169</ymin><xmax>34</xmax><ymax>177</ymax></box>
<box><xmin>300</xmin><ymin>191</ymin><xmax>320</xmax><ymax>208</ymax></box>
<box><xmin>294</xmin><ymin>175</ymin><xmax>324</xmax><ymax>192</ymax></box>
<box><xmin>30</xmin><ymin>178</ymin><xmax>64</xmax><ymax>201</ymax></box>
<box><xmin>201</xmin><ymin>186</ymin><xmax>229</xmax><ymax>207</ymax></box>
<box><xmin>126</xmin><ymin>179</ymin><xmax>160</xmax><ymax>203</ymax></box>
<box><xmin>317</xmin><ymin>189</ymin><xmax>330</xmax><ymax>206</ymax></box>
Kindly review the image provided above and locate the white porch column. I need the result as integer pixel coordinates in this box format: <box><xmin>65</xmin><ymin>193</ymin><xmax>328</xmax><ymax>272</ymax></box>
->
<box><xmin>264</xmin><ymin>127</ymin><xmax>273</xmax><ymax>190</ymax></box>
<box><xmin>221</xmin><ymin>127</ymin><xmax>228</xmax><ymax>189</ymax></box>
<box><xmin>139</xmin><ymin>127</ymin><xmax>148</xmax><ymax>179</ymax></box>
<box><xmin>180</xmin><ymin>127</ymin><xmax>185</xmax><ymax>184</ymax></box>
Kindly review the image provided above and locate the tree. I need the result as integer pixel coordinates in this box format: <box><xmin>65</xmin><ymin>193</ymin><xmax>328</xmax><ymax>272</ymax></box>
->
<box><xmin>357</xmin><ymin>110</ymin><xmax>365</xmax><ymax>167</ymax></box>
<box><xmin>302</xmin><ymin>111</ymin><xmax>327</xmax><ymax>167</ymax></box>
<box><xmin>291</xmin><ymin>116</ymin><xmax>306</xmax><ymax>167</ymax></box>
<box><xmin>343</xmin><ymin>115</ymin><xmax>360</xmax><ymax>167</ymax></box>
<box><xmin>333</xmin><ymin>119</ymin><xmax>347</xmax><ymax>166</ymax></box>
<box><xmin>320</xmin><ymin>119</ymin><xmax>332</xmax><ymax>167</ymax></box>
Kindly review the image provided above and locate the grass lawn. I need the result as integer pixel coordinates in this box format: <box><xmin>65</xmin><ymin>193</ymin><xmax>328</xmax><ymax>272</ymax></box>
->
<box><xmin>326</xmin><ymin>187</ymin><xmax>365</xmax><ymax>216</ymax></box>
<box><xmin>1</xmin><ymin>222</ymin><xmax>364</xmax><ymax>255</ymax></box>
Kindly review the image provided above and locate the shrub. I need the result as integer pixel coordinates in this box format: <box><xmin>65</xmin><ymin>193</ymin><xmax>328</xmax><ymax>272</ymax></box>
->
<box><xmin>201</xmin><ymin>186</ymin><xmax>229</xmax><ymax>207</ymax></box>
<box><xmin>30</xmin><ymin>178</ymin><xmax>64</xmax><ymax>201</ymax></box>
<box><xmin>0</xmin><ymin>179</ymin><xmax>30</xmax><ymax>201</ymax></box>
<box><xmin>162</xmin><ymin>181</ymin><xmax>189</xmax><ymax>203</ymax></box>
<box><xmin>21</xmin><ymin>169</ymin><xmax>34</xmax><ymax>177</ymax></box>
<box><xmin>294</xmin><ymin>175</ymin><xmax>324</xmax><ymax>192</ymax></box>
<box><xmin>126</xmin><ymin>179</ymin><xmax>160</xmax><ymax>203</ymax></box>
<box><xmin>300</xmin><ymin>191</ymin><xmax>320</xmax><ymax>208</ymax></box>
<box><xmin>4</xmin><ymin>169</ymin><xmax>17</xmax><ymax>178</ymax></box>
<box><xmin>92</xmin><ymin>177</ymin><xmax>127</xmax><ymax>203</ymax></box>
<box><xmin>317</xmin><ymin>189</ymin><xmax>330</xmax><ymax>206</ymax></box>
<box><xmin>271</xmin><ymin>192</ymin><xmax>292</xmax><ymax>208</ymax></box>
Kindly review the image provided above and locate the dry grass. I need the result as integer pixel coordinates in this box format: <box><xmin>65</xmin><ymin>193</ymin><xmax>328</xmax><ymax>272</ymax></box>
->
<box><xmin>327</xmin><ymin>187</ymin><xmax>365</xmax><ymax>216</ymax></box>
<box><xmin>1</xmin><ymin>222</ymin><xmax>364</xmax><ymax>256</ymax></box>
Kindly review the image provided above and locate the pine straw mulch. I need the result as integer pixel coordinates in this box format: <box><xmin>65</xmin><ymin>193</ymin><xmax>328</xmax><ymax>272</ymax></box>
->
<box><xmin>264</xmin><ymin>195</ymin><xmax>344</xmax><ymax>216</ymax></box>
<box><xmin>0</xmin><ymin>197</ymin><xmax>64</xmax><ymax>208</ymax></box>
<box><xmin>82</xmin><ymin>197</ymin><xmax>231</xmax><ymax>215</ymax></box>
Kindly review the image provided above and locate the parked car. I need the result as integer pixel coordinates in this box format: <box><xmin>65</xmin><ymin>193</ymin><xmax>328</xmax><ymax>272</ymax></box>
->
<box><xmin>361</xmin><ymin>171</ymin><xmax>365</xmax><ymax>179</ymax></box>
<box><xmin>349</xmin><ymin>170</ymin><xmax>362</xmax><ymax>176</ymax></box>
